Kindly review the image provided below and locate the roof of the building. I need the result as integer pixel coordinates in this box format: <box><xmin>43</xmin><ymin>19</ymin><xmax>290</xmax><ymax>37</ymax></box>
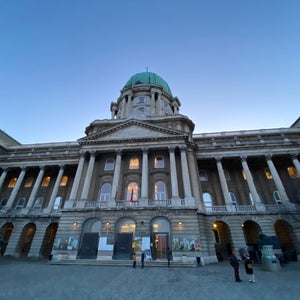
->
<box><xmin>124</xmin><ymin>72</ymin><xmax>172</xmax><ymax>95</ymax></box>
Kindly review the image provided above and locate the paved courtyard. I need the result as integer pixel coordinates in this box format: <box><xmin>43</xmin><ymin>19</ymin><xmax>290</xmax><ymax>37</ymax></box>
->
<box><xmin>0</xmin><ymin>257</ymin><xmax>299</xmax><ymax>300</ymax></box>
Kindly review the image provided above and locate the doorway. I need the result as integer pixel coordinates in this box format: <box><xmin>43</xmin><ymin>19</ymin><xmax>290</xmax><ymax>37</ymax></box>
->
<box><xmin>78</xmin><ymin>232</ymin><xmax>99</xmax><ymax>259</ymax></box>
<box><xmin>152</xmin><ymin>233</ymin><xmax>169</xmax><ymax>259</ymax></box>
<box><xmin>113</xmin><ymin>233</ymin><xmax>133</xmax><ymax>260</ymax></box>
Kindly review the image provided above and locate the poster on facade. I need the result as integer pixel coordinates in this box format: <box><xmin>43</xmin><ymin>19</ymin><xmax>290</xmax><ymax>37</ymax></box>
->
<box><xmin>53</xmin><ymin>235</ymin><xmax>79</xmax><ymax>250</ymax></box>
<box><xmin>172</xmin><ymin>235</ymin><xmax>201</xmax><ymax>252</ymax></box>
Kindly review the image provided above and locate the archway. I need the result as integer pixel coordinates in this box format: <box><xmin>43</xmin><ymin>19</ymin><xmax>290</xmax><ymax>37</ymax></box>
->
<box><xmin>0</xmin><ymin>222</ymin><xmax>14</xmax><ymax>255</ymax></box>
<box><xmin>78</xmin><ymin>218</ymin><xmax>102</xmax><ymax>259</ymax></box>
<box><xmin>18</xmin><ymin>223</ymin><xmax>36</xmax><ymax>258</ymax></box>
<box><xmin>151</xmin><ymin>217</ymin><xmax>170</xmax><ymax>260</ymax></box>
<box><xmin>212</xmin><ymin>221</ymin><xmax>232</xmax><ymax>261</ymax></box>
<box><xmin>274</xmin><ymin>220</ymin><xmax>297</xmax><ymax>261</ymax></box>
<box><xmin>242</xmin><ymin>220</ymin><xmax>261</xmax><ymax>263</ymax></box>
<box><xmin>113</xmin><ymin>218</ymin><xmax>136</xmax><ymax>260</ymax></box>
<box><xmin>40</xmin><ymin>223</ymin><xmax>58</xmax><ymax>259</ymax></box>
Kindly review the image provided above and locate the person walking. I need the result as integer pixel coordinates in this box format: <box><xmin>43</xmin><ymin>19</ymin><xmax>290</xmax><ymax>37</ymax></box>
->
<box><xmin>229</xmin><ymin>250</ymin><xmax>242</xmax><ymax>282</ymax></box>
<box><xmin>244</xmin><ymin>251</ymin><xmax>255</xmax><ymax>283</ymax></box>
<box><xmin>132</xmin><ymin>252</ymin><xmax>136</xmax><ymax>268</ymax></box>
<box><xmin>167</xmin><ymin>247</ymin><xmax>172</xmax><ymax>267</ymax></box>
<box><xmin>141</xmin><ymin>251</ymin><xmax>145</xmax><ymax>268</ymax></box>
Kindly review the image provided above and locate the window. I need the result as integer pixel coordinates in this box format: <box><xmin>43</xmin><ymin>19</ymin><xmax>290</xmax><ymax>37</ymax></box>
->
<box><xmin>273</xmin><ymin>191</ymin><xmax>282</xmax><ymax>204</ymax></box>
<box><xmin>24</xmin><ymin>177</ymin><xmax>34</xmax><ymax>187</ymax></box>
<box><xmin>99</xmin><ymin>183</ymin><xmax>111</xmax><ymax>202</ymax></box>
<box><xmin>127</xmin><ymin>182</ymin><xmax>138</xmax><ymax>201</ymax></box>
<box><xmin>53</xmin><ymin>196</ymin><xmax>62</xmax><ymax>209</ymax></box>
<box><xmin>199</xmin><ymin>170</ymin><xmax>208</xmax><ymax>181</ymax></box>
<box><xmin>60</xmin><ymin>176</ymin><xmax>68</xmax><ymax>186</ymax></box>
<box><xmin>154</xmin><ymin>181</ymin><xmax>166</xmax><ymax>201</ymax></box>
<box><xmin>154</xmin><ymin>156</ymin><xmax>164</xmax><ymax>168</ymax></box>
<box><xmin>229</xmin><ymin>192</ymin><xmax>237</xmax><ymax>204</ymax></box>
<box><xmin>224</xmin><ymin>169</ymin><xmax>231</xmax><ymax>181</ymax></box>
<box><xmin>33</xmin><ymin>197</ymin><xmax>43</xmax><ymax>209</ymax></box>
<box><xmin>203</xmin><ymin>192</ymin><xmax>212</xmax><ymax>206</ymax></box>
<box><xmin>138</xmin><ymin>97</ymin><xmax>145</xmax><ymax>104</ymax></box>
<box><xmin>265</xmin><ymin>168</ymin><xmax>273</xmax><ymax>179</ymax></box>
<box><xmin>15</xmin><ymin>197</ymin><xmax>26</xmax><ymax>209</ymax></box>
<box><xmin>129</xmin><ymin>158</ymin><xmax>139</xmax><ymax>169</ymax></box>
<box><xmin>287</xmin><ymin>166</ymin><xmax>298</xmax><ymax>178</ymax></box>
<box><xmin>104</xmin><ymin>159</ymin><xmax>115</xmax><ymax>171</ymax></box>
<box><xmin>0</xmin><ymin>198</ymin><xmax>7</xmax><ymax>209</ymax></box>
<box><xmin>8</xmin><ymin>178</ymin><xmax>17</xmax><ymax>188</ymax></box>
<box><xmin>242</xmin><ymin>170</ymin><xmax>247</xmax><ymax>180</ymax></box>
<box><xmin>41</xmin><ymin>176</ymin><xmax>51</xmax><ymax>187</ymax></box>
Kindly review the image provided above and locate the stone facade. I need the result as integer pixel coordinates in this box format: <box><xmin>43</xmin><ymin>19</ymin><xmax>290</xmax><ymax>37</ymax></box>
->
<box><xmin>0</xmin><ymin>72</ymin><xmax>299</xmax><ymax>264</ymax></box>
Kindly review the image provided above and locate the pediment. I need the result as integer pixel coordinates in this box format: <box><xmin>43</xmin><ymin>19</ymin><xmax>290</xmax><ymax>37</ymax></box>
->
<box><xmin>79</xmin><ymin>119</ymin><xmax>186</xmax><ymax>144</ymax></box>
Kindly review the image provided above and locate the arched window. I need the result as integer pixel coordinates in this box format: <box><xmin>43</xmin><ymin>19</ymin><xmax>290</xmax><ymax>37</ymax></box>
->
<box><xmin>273</xmin><ymin>191</ymin><xmax>282</xmax><ymax>204</ymax></box>
<box><xmin>154</xmin><ymin>156</ymin><xmax>164</xmax><ymax>168</ymax></box>
<box><xmin>118</xmin><ymin>218</ymin><xmax>136</xmax><ymax>233</ymax></box>
<box><xmin>15</xmin><ymin>197</ymin><xmax>26</xmax><ymax>209</ymax></box>
<box><xmin>33</xmin><ymin>197</ymin><xmax>43</xmax><ymax>209</ymax></box>
<box><xmin>265</xmin><ymin>168</ymin><xmax>273</xmax><ymax>179</ymax></box>
<box><xmin>203</xmin><ymin>192</ymin><xmax>212</xmax><ymax>206</ymax></box>
<box><xmin>129</xmin><ymin>158</ymin><xmax>139</xmax><ymax>169</ymax></box>
<box><xmin>287</xmin><ymin>166</ymin><xmax>298</xmax><ymax>178</ymax></box>
<box><xmin>104</xmin><ymin>159</ymin><xmax>115</xmax><ymax>171</ymax></box>
<box><xmin>154</xmin><ymin>181</ymin><xmax>166</xmax><ymax>201</ymax></box>
<box><xmin>99</xmin><ymin>183</ymin><xmax>111</xmax><ymax>202</ymax></box>
<box><xmin>41</xmin><ymin>176</ymin><xmax>51</xmax><ymax>187</ymax></box>
<box><xmin>8</xmin><ymin>178</ymin><xmax>17</xmax><ymax>188</ymax></box>
<box><xmin>60</xmin><ymin>176</ymin><xmax>68</xmax><ymax>186</ymax></box>
<box><xmin>127</xmin><ymin>182</ymin><xmax>138</xmax><ymax>201</ymax></box>
<box><xmin>53</xmin><ymin>196</ymin><xmax>62</xmax><ymax>209</ymax></box>
<box><xmin>24</xmin><ymin>177</ymin><xmax>34</xmax><ymax>187</ymax></box>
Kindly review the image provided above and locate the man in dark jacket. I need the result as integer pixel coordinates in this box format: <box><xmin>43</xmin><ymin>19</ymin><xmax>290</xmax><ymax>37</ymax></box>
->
<box><xmin>229</xmin><ymin>250</ymin><xmax>242</xmax><ymax>282</ymax></box>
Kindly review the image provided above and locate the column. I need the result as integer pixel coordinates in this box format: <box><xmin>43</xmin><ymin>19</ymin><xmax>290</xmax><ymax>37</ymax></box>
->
<box><xmin>80</xmin><ymin>152</ymin><xmax>96</xmax><ymax>200</ymax></box>
<box><xmin>5</xmin><ymin>167</ymin><xmax>26</xmax><ymax>209</ymax></box>
<box><xmin>179</xmin><ymin>146</ymin><xmax>192</xmax><ymax>199</ymax></box>
<box><xmin>0</xmin><ymin>168</ymin><xmax>8</xmax><ymax>191</ymax></box>
<box><xmin>216</xmin><ymin>158</ymin><xmax>232</xmax><ymax>206</ymax></box>
<box><xmin>111</xmin><ymin>150</ymin><xmax>122</xmax><ymax>203</ymax></box>
<box><xmin>25</xmin><ymin>166</ymin><xmax>45</xmax><ymax>209</ymax></box>
<box><xmin>240</xmin><ymin>156</ymin><xmax>265</xmax><ymax>211</ymax></box>
<box><xmin>47</xmin><ymin>165</ymin><xmax>64</xmax><ymax>210</ymax></box>
<box><xmin>266</xmin><ymin>155</ymin><xmax>289</xmax><ymax>202</ymax></box>
<box><xmin>68</xmin><ymin>152</ymin><xmax>85</xmax><ymax>201</ymax></box>
<box><xmin>291</xmin><ymin>154</ymin><xmax>300</xmax><ymax>176</ymax></box>
<box><xmin>141</xmin><ymin>148</ymin><xmax>148</xmax><ymax>199</ymax></box>
<box><xmin>169</xmin><ymin>147</ymin><xmax>179</xmax><ymax>198</ymax></box>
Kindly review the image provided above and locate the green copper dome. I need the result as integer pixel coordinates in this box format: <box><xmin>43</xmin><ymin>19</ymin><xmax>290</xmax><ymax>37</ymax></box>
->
<box><xmin>124</xmin><ymin>72</ymin><xmax>172</xmax><ymax>95</ymax></box>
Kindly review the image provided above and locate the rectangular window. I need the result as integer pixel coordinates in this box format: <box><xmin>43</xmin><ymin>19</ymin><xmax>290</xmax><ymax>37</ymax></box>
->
<box><xmin>199</xmin><ymin>170</ymin><xmax>208</xmax><ymax>181</ymax></box>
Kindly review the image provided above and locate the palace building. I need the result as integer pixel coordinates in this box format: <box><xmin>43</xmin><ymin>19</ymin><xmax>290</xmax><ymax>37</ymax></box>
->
<box><xmin>0</xmin><ymin>72</ymin><xmax>299</xmax><ymax>264</ymax></box>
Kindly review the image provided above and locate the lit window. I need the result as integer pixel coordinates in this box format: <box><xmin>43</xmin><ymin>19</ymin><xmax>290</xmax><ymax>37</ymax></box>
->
<box><xmin>129</xmin><ymin>158</ymin><xmax>139</xmax><ymax>169</ymax></box>
<box><xmin>265</xmin><ymin>168</ymin><xmax>273</xmax><ymax>179</ymax></box>
<box><xmin>154</xmin><ymin>156</ymin><xmax>164</xmax><ymax>168</ymax></box>
<box><xmin>242</xmin><ymin>170</ymin><xmax>247</xmax><ymax>180</ymax></box>
<box><xmin>273</xmin><ymin>191</ymin><xmax>282</xmax><ymax>204</ymax></box>
<box><xmin>24</xmin><ymin>177</ymin><xmax>34</xmax><ymax>187</ymax></box>
<box><xmin>199</xmin><ymin>170</ymin><xmax>208</xmax><ymax>181</ymax></box>
<box><xmin>287</xmin><ymin>166</ymin><xmax>298</xmax><ymax>178</ymax></box>
<box><xmin>99</xmin><ymin>183</ymin><xmax>111</xmax><ymax>202</ymax></box>
<box><xmin>8</xmin><ymin>178</ymin><xmax>17</xmax><ymax>188</ymax></box>
<box><xmin>154</xmin><ymin>181</ymin><xmax>166</xmax><ymax>201</ymax></box>
<box><xmin>104</xmin><ymin>159</ymin><xmax>115</xmax><ymax>171</ymax></box>
<box><xmin>127</xmin><ymin>182</ymin><xmax>138</xmax><ymax>201</ymax></box>
<box><xmin>60</xmin><ymin>176</ymin><xmax>68</xmax><ymax>186</ymax></box>
<box><xmin>41</xmin><ymin>176</ymin><xmax>51</xmax><ymax>187</ymax></box>
<box><xmin>33</xmin><ymin>197</ymin><xmax>43</xmax><ymax>209</ymax></box>
<box><xmin>15</xmin><ymin>197</ymin><xmax>26</xmax><ymax>209</ymax></box>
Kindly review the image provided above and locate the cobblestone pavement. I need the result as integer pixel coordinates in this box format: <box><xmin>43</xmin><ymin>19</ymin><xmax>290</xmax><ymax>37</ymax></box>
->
<box><xmin>0</xmin><ymin>257</ymin><xmax>299</xmax><ymax>300</ymax></box>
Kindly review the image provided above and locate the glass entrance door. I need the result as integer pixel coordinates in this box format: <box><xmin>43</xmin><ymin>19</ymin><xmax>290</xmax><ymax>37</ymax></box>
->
<box><xmin>153</xmin><ymin>233</ymin><xmax>168</xmax><ymax>259</ymax></box>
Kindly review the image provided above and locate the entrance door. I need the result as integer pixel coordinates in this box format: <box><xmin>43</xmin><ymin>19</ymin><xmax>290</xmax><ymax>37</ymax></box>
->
<box><xmin>153</xmin><ymin>233</ymin><xmax>168</xmax><ymax>259</ymax></box>
<box><xmin>113</xmin><ymin>233</ymin><xmax>133</xmax><ymax>260</ymax></box>
<box><xmin>79</xmin><ymin>233</ymin><xmax>99</xmax><ymax>259</ymax></box>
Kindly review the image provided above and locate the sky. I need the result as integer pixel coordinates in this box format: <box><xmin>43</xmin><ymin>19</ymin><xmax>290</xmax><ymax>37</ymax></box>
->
<box><xmin>1</xmin><ymin>0</ymin><xmax>300</xmax><ymax>144</ymax></box>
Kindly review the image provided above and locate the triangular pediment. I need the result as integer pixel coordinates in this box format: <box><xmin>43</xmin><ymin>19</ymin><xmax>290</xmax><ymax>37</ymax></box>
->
<box><xmin>79</xmin><ymin>119</ymin><xmax>186</xmax><ymax>144</ymax></box>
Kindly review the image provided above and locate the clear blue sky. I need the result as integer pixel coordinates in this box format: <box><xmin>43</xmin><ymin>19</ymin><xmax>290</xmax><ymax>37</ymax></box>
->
<box><xmin>1</xmin><ymin>0</ymin><xmax>299</xmax><ymax>144</ymax></box>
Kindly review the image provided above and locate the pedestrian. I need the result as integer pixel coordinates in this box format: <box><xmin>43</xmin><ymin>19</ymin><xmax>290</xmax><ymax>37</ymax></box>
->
<box><xmin>229</xmin><ymin>250</ymin><xmax>242</xmax><ymax>282</ymax></box>
<box><xmin>141</xmin><ymin>251</ymin><xmax>145</xmax><ymax>268</ymax></box>
<box><xmin>167</xmin><ymin>247</ymin><xmax>172</xmax><ymax>267</ymax></box>
<box><xmin>244</xmin><ymin>251</ymin><xmax>255</xmax><ymax>283</ymax></box>
<box><xmin>132</xmin><ymin>252</ymin><xmax>136</xmax><ymax>268</ymax></box>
